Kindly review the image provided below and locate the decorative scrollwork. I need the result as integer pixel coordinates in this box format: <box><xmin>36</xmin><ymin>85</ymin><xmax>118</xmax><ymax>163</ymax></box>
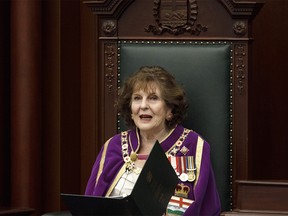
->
<box><xmin>235</xmin><ymin>44</ymin><xmax>247</xmax><ymax>94</ymax></box>
<box><xmin>104</xmin><ymin>43</ymin><xmax>116</xmax><ymax>93</ymax></box>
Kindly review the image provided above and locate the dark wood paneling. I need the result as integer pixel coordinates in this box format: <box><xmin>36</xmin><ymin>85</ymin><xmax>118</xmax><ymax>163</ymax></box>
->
<box><xmin>42</xmin><ymin>0</ymin><xmax>61</xmax><ymax>213</ymax></box>
<box><xmin>236</xmin><ymin>180</ymin><xmax>288</xmax><ymax>212</ymax></box>
<box><xmin>222</xmin><ymin>211</ymin><xmax>288</xmax><ymax>216</ymax></box>
<box><xmin>10</xmin><ymin>0</ymin><xmax>42</xmax><ymax>213</ymax></box>
<box><xmin>60</xmin><ymin>0</ymin><xmax>81</xmax><ymax>196</ymax></box>
<box><xmin>250</xmin><ymin>0</ymin><xmax>288</xmax><ymax>180</ymax></box>
<box><xmin>0</xmin><ymin>0</ymin><xmax>11</xmax><ymax>208</ymax></box>
<box><xmin>80</xmin><ymin>0</ymin><xmax>98</xmax><ymax>193</ymax></box>
<box><xmin>0</xmin><ymin>208</ymin><xmax>34</xmax><ymax>216</ymax></box>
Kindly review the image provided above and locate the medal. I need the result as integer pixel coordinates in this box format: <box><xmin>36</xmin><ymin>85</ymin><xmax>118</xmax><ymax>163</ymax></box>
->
<box><xmin>177</xmin><ymin>157</ymin><xmax>188</xmax><ymax>182</ymax></box>
<box><xmin>130</xmin><ymin>151</ymin><xmax>137</xmax><ymax>161</ymax></box>
<box><xmin>188</xmin><ymin>172</ymin><xmax>196</xmax><ymax>182</ymax></box>
<box><xmin>187</xmin><ymin>156</ymin><xmax>196</xmax><ymax>182</ymax></box>
<box><xmin>179</xmin><ymin>173</ymin><xmax>188</xmax><ymax>182</ymax></box>
<box><xmin>168</xmin><ymin>155</ymin><xmax>197</xmax><ymax>182</ymax></box>
<box><xmin>180</xmin><ymin>146</ymin><xmax>189</xmax><ymax>155</ymax></box>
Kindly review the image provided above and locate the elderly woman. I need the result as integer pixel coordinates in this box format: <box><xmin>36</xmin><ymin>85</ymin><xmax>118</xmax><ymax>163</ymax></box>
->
<box><xmin>85</xmin><ymin>66</ymin><xmax>221</xmax><ymax>215</ymax></box>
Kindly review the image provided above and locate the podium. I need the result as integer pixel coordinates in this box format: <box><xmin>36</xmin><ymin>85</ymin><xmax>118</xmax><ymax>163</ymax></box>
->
<box><xmin>62</xmin><ymin>141</ymin><xmax>178</xmax><ymax>216</ymax></box>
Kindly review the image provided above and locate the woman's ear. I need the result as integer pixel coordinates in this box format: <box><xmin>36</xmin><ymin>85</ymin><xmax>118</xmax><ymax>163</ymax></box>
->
<box><xmin>166</xmin><ymin>112</ymin><xmax>173</xmax><ymax>121</ymax></box>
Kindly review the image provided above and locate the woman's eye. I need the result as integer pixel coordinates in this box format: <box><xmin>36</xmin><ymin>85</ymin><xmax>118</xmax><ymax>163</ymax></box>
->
<box><xmin>149</xmin><ymin>95</ymin><xmax>159</xmax><ymax>100</ymax></box>
<box><xmin>133</xmin><ymin>96</ymin><xmax>141</xmax><ymax>101</ymax></box>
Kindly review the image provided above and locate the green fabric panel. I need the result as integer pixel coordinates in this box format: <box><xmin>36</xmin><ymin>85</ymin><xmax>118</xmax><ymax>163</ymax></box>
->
<box><xmin>119</xmin><ymin>42</ymin><xmax>231</xmax><ymax>211</ymax></box>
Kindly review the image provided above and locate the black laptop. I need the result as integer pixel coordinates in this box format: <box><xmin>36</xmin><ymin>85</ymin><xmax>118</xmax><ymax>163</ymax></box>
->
<box><xmin>61</xmin><ymin>141</ymin><xmax>178</xmax><ymax>216</ymax></box>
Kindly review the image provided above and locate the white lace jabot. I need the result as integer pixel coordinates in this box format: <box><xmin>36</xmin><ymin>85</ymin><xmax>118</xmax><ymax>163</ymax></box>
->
<box><xmin>110</xmin><ymin>170</ymin><xmax>140</xmax><ymax>197</ymax></box>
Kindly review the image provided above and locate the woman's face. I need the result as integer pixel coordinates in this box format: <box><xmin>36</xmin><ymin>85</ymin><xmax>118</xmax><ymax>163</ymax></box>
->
<box><xmin>131</xmin><ymin>83</ymin><xmax>172</xmax><ymax>134</ymax></box>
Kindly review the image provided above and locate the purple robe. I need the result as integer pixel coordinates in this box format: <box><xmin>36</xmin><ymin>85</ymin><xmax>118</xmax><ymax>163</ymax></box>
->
<box><xmin>85</xmin><ymin>125</ymin><xmax>221</xmax><ymax>215</ymax></box>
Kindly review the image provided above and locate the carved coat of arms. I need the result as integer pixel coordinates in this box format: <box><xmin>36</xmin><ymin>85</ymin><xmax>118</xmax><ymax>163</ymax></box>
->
<box><xmin>145</xmin><ymin>0</ymin><xmax>207</xmax><ymax>35</ymax></box>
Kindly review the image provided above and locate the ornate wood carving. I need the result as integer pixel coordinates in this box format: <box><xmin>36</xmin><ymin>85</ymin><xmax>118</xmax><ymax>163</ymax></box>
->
<box><xmin>102</xmin><ymin>42</ymin><xmax>118</xmax><ymax>143</ymax></box>
<box><xmin>220</xmin><ymin>0</ymin><xmax>264</xmax><ymax>19</ymax></box>
<box><xmin>145</xmin><ymin>0</ymin><xmax>207</xmax><ymax>35</ymax></box>
<box><xmin>102</xmin><ymin>20</ymin><xmax>117</xmax><ymax>37</ymax></box>
<box><xmin>234</xmin><ymin>43</ymin><xmax>247</xmax><ymax>95</ymax></box>
<box><xmin>233</xmin><ymin>21</ymin><xmax>247</xmax><ymax>36</ymax></box>
<box><xmin>104</xmin><ymin>43</ymin><xmax>116</xmax><ymax>94</ymax></box>
<box><xmin>83</xmin><ymin>0</ymin><xmax>135</xmax><ymax>18</ymax></box>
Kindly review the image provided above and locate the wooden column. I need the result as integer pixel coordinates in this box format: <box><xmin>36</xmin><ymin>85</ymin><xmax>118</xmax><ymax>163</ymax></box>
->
<box><xmin>42</xmin><ymin>0</ymin><xmax>61</xmax><ymax>213</ymax></box>
<box><xmin>10</xmin><ymin>0</ymin><xmax>42</xmax><ymax>213</ymax></box>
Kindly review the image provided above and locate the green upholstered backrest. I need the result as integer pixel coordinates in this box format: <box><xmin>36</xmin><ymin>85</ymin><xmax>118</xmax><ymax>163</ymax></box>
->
<box><xmin>118</xmin><ymin>41</ymin><xmax>232</xmax><ymax>211</ymax></box>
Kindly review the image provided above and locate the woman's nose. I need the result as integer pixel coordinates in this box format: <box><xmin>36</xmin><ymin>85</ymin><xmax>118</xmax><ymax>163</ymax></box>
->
<box><xmin>140</xmin><ymin>99</ymin><xmax>149</xmax><ymax>109</ymax></box>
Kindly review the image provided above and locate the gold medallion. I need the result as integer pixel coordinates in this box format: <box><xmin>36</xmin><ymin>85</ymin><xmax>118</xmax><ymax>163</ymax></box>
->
<box><xmin>130</xmin><ymin>151</ymin><xmax>137</xmax><ymax>161</ymax></box>
<box><xmin>188</xmin><ymin>172</ymin><xmax>195</xmax><ymax>182</ymax></box>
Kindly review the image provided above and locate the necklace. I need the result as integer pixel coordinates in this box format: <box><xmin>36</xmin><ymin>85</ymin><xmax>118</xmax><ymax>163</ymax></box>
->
<box><xmin>121</xmin><ymin>131</ymin><xmax>141</xmax><ymax>172</ymax></box>
<box><xmin>129</xmin><ymin>127</ymin><xmax>174</xmax><ymax>161</ymax></box>
<box><xmin>129</xmin><ymin>134</ymin><xmax>140</xmax><ymax>162</ymax></box>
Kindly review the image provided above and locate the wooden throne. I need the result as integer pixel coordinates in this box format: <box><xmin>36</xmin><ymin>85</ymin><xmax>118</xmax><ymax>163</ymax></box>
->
<box><xmin>82</xmin><ymin>0</ymin><xmax>267</xmax><ymax>214</ymax></box>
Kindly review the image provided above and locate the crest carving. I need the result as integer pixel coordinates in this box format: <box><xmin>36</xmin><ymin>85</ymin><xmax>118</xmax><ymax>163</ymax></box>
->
<box><xmin>145</xmin><ymin>0</ymin><xmax>207</xmax><ymax>35</ymax></box>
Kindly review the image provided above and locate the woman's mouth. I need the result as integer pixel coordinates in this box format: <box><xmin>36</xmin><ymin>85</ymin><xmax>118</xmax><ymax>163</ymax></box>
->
<box><xmin>139</xmin><ymin>114</ymin><xmax>152</xmax><ymax>120</ymax></box>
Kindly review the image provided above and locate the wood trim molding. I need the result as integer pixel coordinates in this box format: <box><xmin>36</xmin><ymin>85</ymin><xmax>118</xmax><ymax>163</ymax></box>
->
<box><xmin>83</xmin><ymin>0</ymin><xmax>135</xmax><ymax>18</ymax></box>
<box><xmin>219</xmin><ymin>0</ymin><xmax>265</xmax><ymax>19</ymax></box>
<box><xmin>236</xmin><ymin>180</ymin><xmax>288</xmax><ymax>213</ymax></box>
<box><xmin>222</xmin><ymin>180</ymin><xmax>288</xmax><ymax>215</ymax></box>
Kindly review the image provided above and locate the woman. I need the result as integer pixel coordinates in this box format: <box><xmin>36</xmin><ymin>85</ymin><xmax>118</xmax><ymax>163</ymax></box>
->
<box><xmin>85</xmin><ymin>66</ymin><xmax>221</xmax><ymax>215</ymax></box>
